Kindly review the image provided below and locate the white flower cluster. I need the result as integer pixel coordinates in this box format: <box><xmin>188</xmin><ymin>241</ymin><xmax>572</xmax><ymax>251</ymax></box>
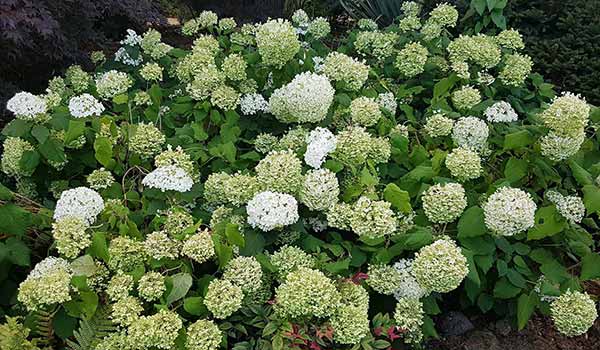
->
<box><xmin>68</xmin><ymin>94</ymin><xmax>105</xmax><ymax>118</ymax></box>
<box><xmin>240</xmin><ymin>93</ymin><xmax>269</xmax><ymax>115</ymax></box>
<box><xmin>246</xmin><ymin>191</ymin><xmax>299</xmax><ymax>231</ymax></box>
<box><xmin>452</xmin><ymin>116</ymin><xmax>489</xmax><ymax>152</ymax></box>
<box><xmin>547</xmin><ymin>190</ymin><xmax>585</xmax><ymax>223</ymax></box>
<box><xmin>484</xmin><ymin>101</ymin><xmax>518</xmax><ymax>122</ymax></box>
<box><xmin>53</xmin><ymin>187</ymin><xmax>105</xmax><ymax>225</ymax></box>
<box><xmin>483</xmin><ymin>187</ymin><xmax>536</xmax><ymax>236</ymax></box>
<box><xmin>377</xmin><ymin>92</ymin><xmax>397</xmax><ymax>116</ymax></box>
<box><xmin>393</xmin><ymin>259</ymin><xmax>429</xmax><ymax>300</ymax></box>
<box><xmin>304</xmin><ymin>127</ymin><xmax>337</xmax><ymax>168</ymax></box>
<box><xmin>6</xmin><ymin>92</ymin><xmax>47</xmax><ymax>120</ymax></box>
<box><xmin>142</xmin><ymin>165</ymin><xmax>194</xmax><ymax>193</ymax></box>
<box><xmin>269</xmin><ymin>72</ymin><xmax>335</xmax><ymax>123</ymax></box>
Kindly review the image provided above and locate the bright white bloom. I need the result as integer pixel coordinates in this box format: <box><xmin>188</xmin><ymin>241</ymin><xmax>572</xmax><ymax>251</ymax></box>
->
<box><xmin>547</xmin><ymin>191</ymin><xmax>585</xmax><ymax>224</ymax></box>
<box><xmin>483</xmin><ymin>187</ymin><xmax>537</xmax><ymax>236</ymax></box>
<box><xmin>142</xmin><ymin>165</ymin><xmax>193</xmax><ymax>193</ymax></box>
<box><xmin>68</xmin><ymin>94</ymin><xmax>105</xmax><ymax>118</ymax></box>
<box><xmin>120</xmin><ymin>28</ymin><xmax>142</xmax><ymax>46</ymax></box>
<box><xmin>452</xmin><ymin>116</ymin><xmax>489</xmax><ymax>152</ymax></box>
<box><xmin>53</xmin><ymin>187</ymin><xmax>104</xmax><ymax>225</ymax></box>
<box><xmin>269</xmin><ymin>72</ymin><xmax>335</xmax><ymax>123</ymax></box>
<box><xmin>246</xmin><ymin>191</ymin><xmax>299</xmax><ymax>231</ymax></box>
<box><xmin>377</xmin><ymin>92</ymin><xmax>397</xmax><ymax>116</ymax></box>
<box><xmin>485</xmin><ymin>101</ymin><xmax>517</xmax><ymax>123</ymax></box>
<box><xmin>393</xmin><ymin>259</ymin><xmax>429</xmax><ymax>300</ymax></box>
<box><xmin>540</xmin><ymin>130</ymin><xmax>585</xmax><ymax>162</ymax></box>
<box><xmin>240</xmin><ymin>93</ymin><xmax>269</xmax><ymax>115</ymax></box>
<box><xmin>115</xmin><ymin>47</ymin><xmax>143</xmax><ymax>66</ymax></box>
<box><xmin>305</xmin><ymin>127</ymin><xmax>337</xmax><ymax>168</ymax></box>
<box><xmin>6</xmin><ymin>92</ymin><xmax>47</xmax><ymax>119</ymax></box>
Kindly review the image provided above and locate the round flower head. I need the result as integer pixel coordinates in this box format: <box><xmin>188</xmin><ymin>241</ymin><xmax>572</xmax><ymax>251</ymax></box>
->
<box><xmin>182</xmin><ymin>229</ymin><xmax>215</xmax><ymax>263</ymax></box>
<box><xmin>499</xmin><ymin>53</ymin><xmax>532</xmax><ymax>87</ymax></box>
<box><xmin>338</xmin><ymin>280</ymin><xmax>369</xmax><ymax>310</ymax></box>
<box><xmin>323</xmin><ymin>52</ymin><xmax>369</xmax><ymax>91</ymax></box>
<box><xmin>485</xmin><ymin>101</ymin><xmax>518</xmax><ymax>123</ymax></box>
<box><xmin>330</xmin><ymin>304</ymin><xmax>370</xmax><ymax>344</ymax></box>
<box><xmin>428</xmin><ymin>2</ymin><xmax>459</xmax><ymax>27</ymax></box>
<box><xmin>110</xmin><ymin>295</ymin><xmax>143</xmax><ymax>326</ymax></box>
<box><xmin>445</xmin><ymin>147</ymin><xmax>482</xmax><ymax>181</ymax></box>
<box><xmin>424</xmin><ymin>114</ymin><xmax>454</xmax><ymax>138</ymax></box>
<box><xmin>357</xmin><ymin>18</ymin><xmax>378</xmax><ymax>31</ymax></box>
<box><xmin>204</xmin><ymin>279</ymin><xmax>243</xmax><ymax>319</ymax></box>
<box><xmin>18</xmin><ymin>257</ymin><xmax>72</xmax><ymax>311</ymax></box>
<box><xmin>333</xmin><ymin>126</ymin><xmax>373</xmax><ymax>166</ymax></box>
<box><xmin>495</xmin><ymin>29</ymin><xmax>524</xmax><ymax>50</ymax></box>
<box><xmin>452</xmin><ymin>86</ymin><xmax>481</xmax><ymax>111</ymax></box>
<box><xmin>197</xmin><ymin>10</ymin><xmax>218</xmax><ymax>28</ymax></box>
<box><xmin>52</xmin><ymin>216</ymin><xmax>90</xmax><ymax>258</ymax></box>
<box><xmin>246</xmin><ymin>191</ymin><xmax>299</xmax><ymax>231</ymax></box>
<box><xmin>483</xmin><ymin>187</ymin><xmax>536</xmax><ymax>236</ymax></box>
<box><xmin>275</xmin><ymin>267</ymin><xmax>341</xmax><ymax>319</ymax></box>
<box><xmin>292</xmin><ymin>9</ymin><xmax>309</xmax><ymax>27</ymax></box>
<box><xmin>551</xmin><ymin>290</ymin><xmax>597</xmax><ymax>337</ymax></box>
<box><xmin>95</xmin><ymin>70</ymin><xmax>132</xmax><ymax>99</ymax></box>
<box><xmin>350</xmin><ymin>96</ymin><xmax>382</xmax><ymax>127</ymax></box>
<box><xmin>108</xmin><ymin>236</ymin><xmax>146</xmax><ymax>271</ymax></box>
<box><xmin>218</xmin><ymin>17</ymin><xmax>237</xmax><ymax>32</ymax></box>
<box><xmin>555</xmin><ymin>195</ymin><xmax>585</xmax><ymax>224</ymax></box>
<box><xmin>142</xmin><ymin>165</ymin><xmax>193</xmax><ymax>193</ymax></box>
<box><xmin>128</xmin><ymin>309</ymin><xmax>182</xmax><ymax>349</ymax></box>
<box><xmin>129</xmin><ymin>122</ymin><xmax>166</xmax><ymax>159</ymax></box>
<box><xmin>203</xmin><ymin>172</ymin><xmax>232</xmax><ymax>205</ymax></box>
<box><xmin>270</xmin><ymin>245</ymin><xmax>315</xmax><ymax>280</ymax></box>
<box><xmin>327</xmin><ymin>202</ymin><xmax>354</xmax><ymax>231</ymax></box>
<box><xmin>256</xmin><ymin>150</ymin><xmax>303</xmax><ymax>194</ymax></box>
<box><xmin>68</xmin><ymin>93</ymin><xmax>104</xmax><ymax>118</ymax></box>
<box><xmin>377</xmin><ymin>92</ymin><xmax>397</xmax><ymax>116</ymax></box>
<box><xmin>276</xmin><ymin>126</ymin><xmax>308</xmax><ymax>153</ymax></box>
<box><xmin>106</xmin><ymin>273</ymin><xmax>134</xmax><ymax>301</ymax></box>
<box><xmin>307</xmin><ymin>17</ymin><xmax>330</xmax><ymax>39</ymax></box>
<box><xmin>447</xmin><ymin>34</ymin><xmax>501</xmax><ymax>69</ymax></box>
<box><xmin>210</xmin><ymin>85</ymin><xmax>240</xmax><ymax>111</ymax></box>
<box><xmin>66</xmin><ymin>65</ymin><xmax>91</xmax><ymax>93</ymax></box>
<box><xmin>186</xmin><ymin>66</ymin><xmax>224</xmax><ymax>100</ymax></box>
<box><xmin>154</xmin><ymin>145</ymin><xmax>195</xmax><ymax>179</ymax></box>
<box><xmin>399</xmin><ymin>15</ymin><xmax>422</xmax><ymax>32</ymax></box>
<box><xmin>540</xmin><ymin>130</ymin><xmax>585</xmax><ymax>162</ymax></box>
<box><xmin>222</xmin><ymin>53</ymin><xmax>247</xmax><ymax>81</ymax></box>
<box><xmin>240</xmin><ymin>93</ymin><xmax>269</xmax><ymax>115</ymax></box>
<box><xmin>137</xmin><ymin>271</ymin><xmax>166</xmax><ymax>301</ymax></box>
<box><xmin>223</xmin><ymin>172</ymin><xmax>260</xmax><ymax>206</ymax></box>
<box><xmin>355</xmin><ymin>31</ymin><xmax>398</xmax><ymax>60</ymax></box>
<box><xmin>395</xmin><ymin>42</ymin><xmax>428</xmax><ymax>78</ymax></box>
<box><xmin>186</xmin><ymin>319</ymin><xmax>222</xmax><ymax>350</ymax></box>
<box><xmin>300</xmin><ymin>169</ymin><xmax>340</xmax><ymax>211</ymax></box>
<box><xmin>140</xmin><ymin>62</ymin><xmax>163</xmax><ymax>81</ymax></box>
<box><xmin>144</xmin><ymin>231</ymin><xmax>180</xmax><ymax>260</ymax></box>
<box><xmin>452</xmin><ymin>116</ymin><xmax>489</xmax><ymax>152</ymax></box>
<box><xmin>366</xmin><ymin>264</ymin><xmax>402</xmax><ymax>295</ymax></box>
<box><xmin>1</xmin><ymin>137</ymin><xmax>34</xmax><ymax>178</ymax></box>
<box><xmin>53</xmin><ymin>187</ymin><xmax>104</xmax><ymax>225</ymax></box>
<box><xmin>412</xmin><ymin>238</ymin><xmax>468</xmax><ymax>293</ymax></box>
<box><xmin>269</xmin><ymin>72</ymin><xmax>335</xmax><ymax>123</ymax></box>
<box><xmin>6</xmin><ymin>92</ymin><xmax>47</xmax><ymax>120</ymax></box>
<box><xmin>223</xmin><ymin>256</ymin><xmax>263</xmax><ymax>292</ymax></box>
<box><xmin>350</xmin><ymin>197</ymin><xmax>397</xmax><ymax>239</ymax></box>
<box><xmin>87</xmin><ymin>168</ymin><xmax>115</xmax><ymax>190</ymax></box>
<box><xmin>393</xmin><ymin>259</ymin><xmax>429</xmax><ymax>300</ymax></box>
<box><xmin>540</xmin><ymin>92</ymin><xmax>590</xmax><ymax>137</ymax></box>
<box><xmin>421</xmin><ymin>183</ymin><xmax>467</xmax><ymax>223</ymax></box>
<box><xmin>394</xmin><ymin>297</ymin><xmax>425</xmax><ymax>344</ymax></box>
<box><xmin>256</xmin><ymin>19</ymin><xmax>300</xmax><ymax>68</ymax></box>
<box><xmin>305</xmin><ymin>127</ymin><xmax>337</xmax><ymax>169</ymax></box>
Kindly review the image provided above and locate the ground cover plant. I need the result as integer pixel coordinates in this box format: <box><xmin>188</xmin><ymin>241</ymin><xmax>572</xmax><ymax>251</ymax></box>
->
<box><xmin>1</xmin><ymin>2</ymin><xmax>599</xmax><ymax>349</ymax></box>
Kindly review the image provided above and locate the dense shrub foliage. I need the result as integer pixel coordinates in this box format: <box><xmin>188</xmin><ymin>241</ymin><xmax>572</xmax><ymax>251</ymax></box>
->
<box><xmin>1</xmin><ymin>3</ymin><xmax>600</xmax><ymax>349</ymax></box>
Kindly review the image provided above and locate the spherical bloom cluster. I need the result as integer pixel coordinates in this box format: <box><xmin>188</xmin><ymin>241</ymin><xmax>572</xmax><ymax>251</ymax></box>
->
<box><xmin>292</xmin><ymin>9</ymin><xmax>309</xmax><ymax>27</ymax></box>
<box><xmin>269</xmin><ymin>72</ymin><xmax>335</xmax><ymax>123</ymax></box>
<box><xmin>445</xmin><ymin>147</ymin><xmax>482</xmax><ymax>181</ymax></box>
<box><xmin>108</xmin><ymin>236</ymin><xmax>146</xmax><ymax>271</ymax></box>
<box><xmin>305</xmin><ymin>17</ymin><xmax>329</xmax><ymax>39</ymax></box>
<box><xmin>181</xmin><ymin>18</ymin><xmax>200</xmax><ymax>36</ymax></box>
<box><xmin>323</xmin><ymin>52</ymin><xmax>369</xmax><ymax>91</ymax></box>
<box><xmin>499</xmin><ymin>53</ymin><xmax>533</xmax><ymax>87</ymax></box>
<box><xmin>395</xmin><ymin>42</ymin><xmax>428</xmax><ymax>78</ymax></box>
<box><xmin>182</xmin><ymin>229</ymin><xmax>215</xmax><ymax>263</ymax></box>
<box><xmin>338</xmin><ymin>280</ymin><xmax>369</xmax><ymax>308</ymax></box>
<box><xmin>300</xmin><ymin>169</ymin><xmax>340</xmax><ymax>211</ymax></box>
<box><xmin>106</xmin><ymin>273</ymin><xmax>134</xmax><ymax>301</ymax></box>
<box><xmin>203</xmin><ymin>172</ymin><xmax>232</xmax><ymax>205</ymax></box>
<box><xmin>140</xmin><ymin>62</ymin><xmax>163</xmax><ymax>81</ymax></box>
<box><xmin>95</xmin><ymin>70</ymin><xmax>132</xmax><ymax>99</ymax></box>
<box><xmin>424</xmin><ymin>113</ymin><xmax>454</xmax><ymax>138</ymax></box>
<box><xmin>447</xmin><ymin>34</ymin><xmax>501</xmax><ymax>69</ymax></box>
<box><xmin>204</xmin><ymin>279</ymin><xmax>244</xmax><ymax>319</ymax></box>
<box><xmin>256</xmin><ymin>150</ymin><xmax>303</xmax><ymax>194</ymax></box>
<box><xmin>128</xmin><ymin>309</ymin><xmax>183</xmax><ymax>349</ymax></box>
<box><xmin>334</xmin><ymin>126</ymin><xmax>389</xmax><ymax>166</ymax></box>
<box><xmin>366</xmin><ymin>264</ymin><xmax>402</xmax><ymax>295</ymax></box>
<box><xmin>6</xmin><ymin>92</ymin><xmax>47</xmax><ymax>120</ymax></box>
<box><xmin>275</xmin><ymin>267</ymin><xmax>341</xmax><ymax>318</ymax></box>
<box><xmin>547</xmin><ymin>191</ymin><xmax>585</xmax><ymax>224</ymax></box>
<box><xmin>394</xmin><ymin>298</ymin><xmax>425</xmax><ymax>344</ymax></box>
<box><xmin>305</xmin><ymin>127</ymin><xmax>337</xmax><ymax>169</ymax></box>
<box><xmin>142</xmin><ymin>165</ymin><xmax>193</xmax><ymax>193</ymax></box>
<box><xmin>276</xmin><ymin>126</ymin><xmax>308</xmax><ymax>152</ymax></box>
<box><xmin>451</xmin><ymin>85</ymin><xmax>481</xmax><ymax>111</ymax></box>
<box><xmin>540</xmin><ymin>130</ymin><xmax>585</xmax><ymax>162</ymax></box>
<box><xmin>330</xmin><ymin>304</ymin><xmax>370</xmax><ymax>344</ymax></box>
<box><xmin>357</xmin><ymin>18</ymin><xmax>378</xmax><ymax>31</ymax></box>
<box><xmin>392</xmin><ymin>259</ymin><xmax>429</xmax><ymax>300</ymax></box>
<box><xmin>326</xmin><ymin>202</ymin><xmax>354</xmax><ymax>231</ymax></box>
<box><xmin>240</xmin><ymin>93</ymin><xmax>269</xmax><ymax>115</ymax></box>
<box><xmin>255</xmin><ymin>19</ymin><xmax>300</xmax><ymax>68</ymax></box>
<box><xmin>219</xmin><ymin>17</ymin><xmax>237</xmax><ymax>32</ymax></box>
<box><xmin>186</xmin><ymin>66</ymin><xmax>224</xmax><ymax>100</ymax></box>
<box><xmin>197</xmin><ymin>10</ymin><xmax>218</xmax><ymax>28</ymax></box>
<box><xmin>53</xmin><ymin>187</ymin><xmax>104</xmax><ymax>225</ymax></box>
<box><xmin>540</xmin><ymin>92</ymin><xmax>590</xmax><ymax>137</ymax></box>
<box><xmin>355</xmin><ymin>31</ymin><xmax>398</xmax><ymax>60</ymax></box>
<box><xmin>421</xmin><ymin>183</ymin><xmax>467</xmax><ymax>223</ymax></box>
<box><xmin>176</xmin><ymin>52</ymin><xmax>217</xmax><ymax>83</ymax></box>
<box><xmin>66</xmin><ymin>65</ymin><xmax>91</xmax><ymax>93</ymax></box>
<box><xmin>222</xmin><ymin>53</ymin><xmax>247</xmax><ymax>81</ymax></box>
<box><xmin>270</xmin><ymin>245</ymin><xmax>315</xmax><ymax>280</ymax></box>
<box><xmin>163</xmin><ymin>208</ymin><xmax>195</xmax><ymax>237</ymax></box>
<box><xmin>350</xmin><ymin>197</ymin><xmax>397</xmax><ymax>239</ymax></box>
<box><xmin>186</xmin><ymin>319</ymin><xmax>222</xmax><ymax>350</ymax></box>
<box><xmin>495</xmin><ymin>29</ymin><xmax>525</xmax><ymax>50</ymax></box>
<box><xmin>210</xmin><ymin>85</ymin><xmax>240</xmax><ymax>111</ymax></box>
<box><xmin>483</xmin><ymin>187</ymin><xmax>537</xmax><ymax>236</ymax></box>
<box><xmin>452</xmin><ymin>116</ymin><xmax>489</xmax><ymax>152</ymax></box>
<box><xmin>18</xmin><ymin>257</ymin><xmax>72</xmax><ymax>311</ymax></box>
<box><xmin>484</xmin><ymin>101</ymin><xmax>518</xmax><ymax>122</ymax></box>
<box><xmin>223</xmin><ymin>172</ymin><xmax>261</xmax><ymax>206</ymax></box>
<box><xmin>223</xmin><ymin>256</ymin><xmax>263</xmax><ymax>292</ymax></box>
<box><xmin>86</xmin><ymin>168</ymin><xmax>115</xmax><ymax>190</ymax></box>
<box><xmin>52</xmin><ymin>216</ymin><xmax>90</xmax><ymax>258</ymax></box>
<box><xmin>154</xmin><ymin>145</ymin><xmax>195</xmax><ymax>179</ymax></box>
<box><xmin>1</xmin><ymin>137</ymin><xmax>34</xmax><ymax>178</ymax></box>
<box><xmin>110</xmin><ymin>296</ymin><xmax>142</xmax><ymax>326</ymax></box>
<box><xmin>550</xmin><ymin>290</ymin><xmax>597</xmax><ymax>337</ymax></box>
<box><xmin>137</xmin><ymin>271</ymin><xmax>166</xmax><ymax>301</ymax></box>
<box><xmin>412</xmin><ymin>238</ymin><xmax>468</xmax><ymax>293</ymax></box>
<box><xmin>246</xmin><ymin>191</ymin><xmax>299</xmax><ymax>231</ymax></box>
<box><xmin>350</xmin><ymin>96</ymin><xmax>382</xmax><ymax>127</ymax></box>
<box><xmin>129</xmin><ymin>122</ymin><xmax>166</xmax><ymax>159</ymax></box>
<box><xmin>399</xmin><ymin>15</ymin><xmax>422</xmax><ymax>32</ymax></box>
<box><xmin>144</xmin><ymin>231</ymin><xmax>180</xmax><ymax>260</ymax></box>
<box><xmin>428</xmin><ymin>2</ymin><xmax>459</xmax><ymax>28</ymax></box>
<box><xmin>377</xmin><ymin>92</ymin><xmax>397</xmax><ymax>116</ymax></box>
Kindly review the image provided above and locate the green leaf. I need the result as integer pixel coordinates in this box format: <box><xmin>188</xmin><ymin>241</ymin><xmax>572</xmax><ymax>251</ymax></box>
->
<box><xmin>527</xmin><ymin>206</ymin><xmax>566</xmax><ymax>240</ymax></box>
<box><xmin>0</xmin><ymin>183</ymin><xmax>13</xmax><ymax>201</ymax></box>
<box><xmin>507</xmin><ymin>269</ymin><xmax>527</xmax><ymax>288</ymax></box>
<box><xmin>433</xmin><ymin>75</ymin><xmax>459</xmax><ymax>101</ymax></box>
<box><xmin>568</xmin><ymin>160</ymin><xmax>593</xmax><ymax>186</ymax></box>
<box><xmin>457</xmin><ymin>206</ymin><xmax>487</xmax><ymax>238</ymax></box>
<box><xmin>2</xmin><ymin>119</ymin><xmax>31</xmax><ymax>137</ymax></box>
<box><xmin>191</xmin><ymin>123</ymin><xmax>209</xmax><ymax>141</ymax></box>
<box><xmin>225</xmin><ymin>223</ymin><xmax>245</xmax><ymax>248</ymax></box>
<box><xmin>582</xmin><ymin>185</ymin><xmax>600</xmax><ymax>214</ymax></box>
<box><xmin>383</xmin><ymin>183</ymin><xmax>412</xmax><ymax>213</ymax></box>
<box><xmin>64</xmin><ymin>120</ymin><xmax>86</xmax><ymax>144</ymax></box>
<box><xmin>0</xmin><ymin>203</ymin><xmax>32</xmax><ymax>236</ymax></box>
<box><xmin>19</xmin><ymin>150</ymin><xmax>40</xmax><ymax>175</ymax></box>
<box><xmin>112</xmin><ymin>94</ymin><xmax>128</xmax><ymax>105</ymax></box>
<box><xmin>517</xmin><ymin>292</ymin><xmax>537</xmax><ymax>330</ymax></box>
<box><xmin>493</xmin><ymin>277</ymin><xmax>521</xmax><ymax>299</ymax></box>
<box><xmin>166</xmin><ymin>273</ymin><xmax>193</xmax><ymax>305</ymax></box>
<box><xmin>503</xmin><ymin>130</ymin><xmax>533</xmax><ymax>150</ymax></box>
<box><xmin>472</xmin><ymin>0</ymin><xmax>486</xmax><ymax>15</ymax></box>
<box><xmin>5</xmin><ymin>237</ymin><xmax>30</xmax><ymax>266</ymax></box>
<box><xmin>504</xmin><ymin>157</ymin><xmax>528</xmax><ymax>183</ymax></box>
<box><xmin>31</xmin><ymin>125</ymin><xmax>50</xmax><ymax>143</ymax></box>
<box><xmin>490</xmin><ymin>9</ymin><xmax>506</xmax><ymax>29</ymax></box>
<box><xmin>238</xmin><ymin>230</ymin><xmax>265</xmax><ymax>256</ymax></box>
<box><xmin>580</xmin><ymin>253</ymin><xmax>600</xmax><ymax>280</ymax></box>
<box><xmin>38</xmin><ymin>138</ymin><xmax>66</xmax><ymax>164</ymax></box>
<box><xmin>53</xmin><ymin>308</ymin><xmax>78</xmax><ymax>339</ymax></box>
<box><xmin>324</xmin><ymin>259</ymin><xmax>350</xmax><ymax>274</ymax></box>
<box><xmin>93</xmin><ymin>137</ymin><xmax>113</xmax><ymax>167</ymax></box>
<box><xmin>486</xmin><ymin>0</ymin><xmax>497</xmax><ymax>10</ymax></box>
<box><xmin>88</xmin><ymin>232</ymin><xmax>110</xmax><ymax>263</ymax></box>
<box><xmin>183</xmin><ymin>296</ymin><xmax>208</xmax><ymax>316</ymax></box>
<box><xmin>71</xmin><ymin>255</ymin><xmax>97</xmax><ymax>276</ymax></box>
<box><xmin>149</xmin><ymin>84</ymin><xmax>162</xmax><ymax>106</ymax></box>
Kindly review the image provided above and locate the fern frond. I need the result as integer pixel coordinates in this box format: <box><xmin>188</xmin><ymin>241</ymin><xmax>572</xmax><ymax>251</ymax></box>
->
<box><xmin>66</xmin><ymin>305</ymin><xmax>116</xmax><ymax>350</ymax></box>
<box><xmin>30</xmin><ymin>307</ymin><xmax>56</xmax><ymax>348</ymax></box>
